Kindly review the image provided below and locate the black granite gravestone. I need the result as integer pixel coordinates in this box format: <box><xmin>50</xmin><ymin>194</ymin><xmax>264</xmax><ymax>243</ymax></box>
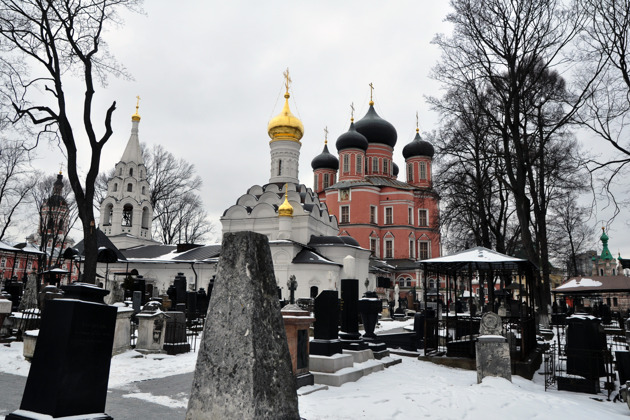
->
<box><xmin>310</xmin><ymin>290</ymin><xmax>342</xmax><ymax>356</ymax></box>
<box><xmin>7</xmin><ymin>283</ymin><xmax>116</xmax><ymax>420</ymax></box>
<box><xmin>339</xmin><ymin>279</ymin><xmax>365</xmax><ymax>349</ymax></box>
<box><xmin>173</xmin><ymin>273</ymin><xmax>187</xmax><ymax>304</ymax></box>
<box><xmin>566</xmin><ymin>315</ymin><xmax>606</xmax><ymax>380</ymax></box>
<box><xmin>186</xmin><ymin>291</ymin><xmax>197</xmax><ymax>320</ymax></box>
<box><xmin>358</xmin><ymin>292</ymin><xmax>381</xmax><ymax>339</ymax></box>
<box><xmin>163</xmin><ymin>311</ymin><xmax>191</xmax><ymax>355</ymax></box>
<box><xmin>132</xmin><ymin>276</ymin><xmax>146</xmax><ymax>305</ymax></box>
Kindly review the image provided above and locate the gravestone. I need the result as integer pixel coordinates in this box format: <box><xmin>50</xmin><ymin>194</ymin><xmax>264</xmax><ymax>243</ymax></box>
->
<box><xmin>173</xmin><ymin>273</ymin><xmax>187</xmax><ymax>304</ymax></box>
<box><xmin>475</xmin><ymin>312</ymin><xmax>511</xmax><ymax>384</ymax></box>
<box><xmin>112</xmin><ymin>304</ymin><xmax>134</xmax><ymax>355</ymax></box>
<box><xmin>7</xmin><ymin>283</ymin><xmax>116</xmax><ymax>420</ymax></box>
<box><xmin>339</xmin><ymin>279</ymin><xmax>361</xmax><ymax>342</ymax></box>
<box><xmin>0</xmin><ymin>297</ymin><xmax>11</xmax><ymax>336</ymax></box>
<box><xmin>186</xmin><ymin>231</ymin><xmax>299</xmax><ymax>420</ymax></box>
<box><xmin>358</xmin><ymin>292</ymin><xmax>382</xmax><ymax>339</ymax></box>
<box><xmin>18</xmin><ymin>274</ymin><xmax>38</xmax><ymax>313</ymax></box>
<box><xmin>310</xmin><ymin>290</ymin><xmax>342</xmax><ymax>356</ymax></box>
<box><xmin>163</xmin><ymin>311</ymin><xmax>190</xmax><ymax>355</ymax></box>
<box><xmin>136</xmin><ymin>302</ymin><xmax>168</xmax><ymax>354</ymax></box>
<box><xmin>282</xmin><ymin>304</ymin><xmax>315</xmax><ymax>388</ymax></box>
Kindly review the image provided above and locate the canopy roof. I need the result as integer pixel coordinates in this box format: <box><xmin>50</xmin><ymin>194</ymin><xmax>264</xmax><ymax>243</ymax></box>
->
<box><xmin>421</xmin><ymin>246</ymin><xmax>535</xmax><ymax>273</ymax></box>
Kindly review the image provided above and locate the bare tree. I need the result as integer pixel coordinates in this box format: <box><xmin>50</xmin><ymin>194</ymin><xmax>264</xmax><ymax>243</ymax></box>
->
<box><xmin>0</xmin><ymin>0</ymin><xmax>141</xmax><ymax>283</ymax></box>
<box><xmin>0</xmin><ymin>139</ymin><xmax>37</xmax><ymax>241</ymax></box>
<box><xmin>431</xmin><ymin>0</ymin><xmax>599</xmax><ymax>324</ymax></box>
<box><xmin>156</xmin><ymin>192</ymin><xmax>213</xmax><ymax>245</ymax></box>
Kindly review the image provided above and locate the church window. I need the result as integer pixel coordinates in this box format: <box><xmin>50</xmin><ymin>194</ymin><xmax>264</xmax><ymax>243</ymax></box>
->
<box><xmin>383</xmin><ymin>159</ymin><xmax>388</xmax><ymax>175</ymax></box>
<box><xmin>340</xmin><ymin>205</ymin><xmax>350</xmax><ymax>224</ymax></box>
<box><xmin>409</xmin><ymin>239</ymin><xmax>415</xmax><ymax>259</ymax></box>
<box><xmin>140</xmin><ymin>170</ymin><xmax>143</xmax><ymax>178</ymax></box>
<box><xmin>278</xmin><ymin>159</ymin><xmax>282</xmax><ymax>176</ymax></box>
<box><xmin>113</xmin><ymin>183</ymin><xmax>118</xmax><ymax>192</ymax></box>
<box><xmin>141</xmin><ymin>186</ymin><xmax>145</xmax><ymax>195</ymax></box>
<box><xmin>119</xmin><ymin>168</ymin><xmax>122</xmax><ymax>176</ymax></box>
<box><xmin>127</xmin><ymin>183</ymin><xmax>133</xmax><ymax>192</ymax></box>
<box><xmin>314</xmin><ymin>174</ymin><xmax>318</xmax><ymax>190</ymax></box>
<box><xmin>343</xmin><ymin>154</ymin><xmax>350</xmax><ymax>173</ymax></box>
<box><xmin>370</xmin><ymin>206</ymin><xmax>377</xmax><ymax>224</ymax></box>
<box><xmin>142</xmin><ymin>206</ymin><xmax>150</xmax><ymax>229</ymax></box>
<box><xmin>407</xmin><ymin>163</ymin><xmax>413</xmax><ymax>182</ymax></box>
<box><xmin>406</xmin><ymin>278</ymin><xmax>412</xmax><ymax>287</ymax></box>
<box><xmin>129</xmin><ymin>168</ymin><xmax>133</xmax><ymax>177</ymax></box>
<box><xmin>1</xmin><ymin>258</ymin><xmax>5</xmax><ymax>268</ymax></box>
<box><xmin>418</xmin><ymin>209</ymin><xmax>428</xmax><ymax>227</ymax></box>
<box><xmin>385</xmin><ymin>239</ymin><xmax>393</xmax><ymax>259</ymax></box>
<box><xmin>323</xmin><ymin>173</ymin><xmax>330</xmax><ymax>188</ymax></box>
<box><xmin>419</xmin><ymin>162</ymin><xmax>427</xmax><ymax>180</ymax></box>
<box><xmin>408</xmin><ymin>207</ymin><xmax>413</xmax><ymax>225</ymax></box>
<box><xmin>385</xmin><ymin>207</ymin><xmax>393</xmax><ymax>225</ymax></box>
<box><xmin>357</xmin><ymin>155</ymin><xmax>363</xmax><ymax>174</ymax></box>
<box><xmin>122</xmin><ymin>204</ymin><xmax>133</xmax><ymax>226</ymax></box>
<box><xmin>372</xmin><ymin>157</ymin><xmax>378</xmax><ymax>173</ymax></box>
<box><xmin>419</xmin><ymin>241</ymin><xmax>430</xmax><ymax>260</ymax></box>
<box><xmin>370</xmin><ymin>238</ymin><xmax>377</xmax><ymax>256</ymax></box>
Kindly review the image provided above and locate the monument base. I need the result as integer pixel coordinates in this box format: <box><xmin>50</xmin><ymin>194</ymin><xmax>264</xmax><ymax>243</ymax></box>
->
<box><xmin>340</xmin><ymin>338</ymin><xmax>369</xmax><ymax>351</ymax></box>
<box><xmin>475</xmin><ymin>335</ymin><xmax>511</xmax><ymax>384</ymax></box>
<box><xmin>296</xmin><ymin>372</ymin><xmax>315</xmax><ymax>388</ymax></box>
<box><xmin>7</xmin><ymin>409</ymin><xmax>112</xmax><ymax>420</ymax></box>
<box><xmin>310</xmin><ymin>339</ymin><xmax>343</xmax><ymax>356</ymax></box>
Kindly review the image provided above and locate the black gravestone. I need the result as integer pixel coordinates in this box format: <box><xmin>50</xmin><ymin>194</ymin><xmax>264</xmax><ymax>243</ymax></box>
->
<box><xmin>7</xmin><ymin>283</ymin><xmax>116</xmax><ymax>420</ymax></box>
<box><xmin>186</xmin><ymin>291</ymin><xmax>197</xmax><ymax>320</ymax></box>
<box><xmin>310</xmin><ymin>290</ymin><xmax>342</xmax><ymax>356</ymax></box>
<box><xmin>339</xmin><ymin>279</ymin><xmax>361</xmax><ymax>342</ymax></box>
<box><xmin>133</xmin><ymin>277</ymin><xmax>146</xmax><ymax>305</ymax></box>
<box><xmin>163</xmin><ymin>311</ymin><xmax>191</xmax><ymax>355</ymax></box>
<box><xmin>358</xmin><ymin>292</ymin><xmax>382</xmax><ymax>339</ymax></box>
<box><xmin>173</xmin><ymin>273</ymin><xmax>187</xmax><ymax>304</ymax></box>
<box><xmin>566</xmin><ymin>316</ymin><xmax>606</xmax><ymax>380</ymax></box>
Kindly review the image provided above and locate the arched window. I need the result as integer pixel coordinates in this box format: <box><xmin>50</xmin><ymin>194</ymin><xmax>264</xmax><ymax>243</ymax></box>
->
<box><xmin>142</xmin><ymin>206</ymin><xmax>150</xmax><ymax>228</ymax></box>
<box><xmin>129</xmin><ymin>168</ymin><xmax>133</xmax><ymax>177</ymax></box>
<box><xmin>343</xmin><ymin>154</ymin><xmax>350</xmax><ymax>173</ymax></box>
<box><xmin>407</xmin><ymin>163</ymin><xmax>413</xmax><ymax>182</ymax></box>
<box><xmin>119</xmin><ymin>167</ymin><xmax>122</xmax><ymax>176</ymax></box>
<box><xmin>122</xmin><ymin>204</ymin><xmax>133</xmax><ymax>226</ymax></box>
<box><xmin>113</xmin><ymin>183</ymin><xmax>118</xmax><ymax>192</ymax></box>
<box><xmin>278</xmin><ymin>159</ymin><xmax>282</xmax><ymax>176</ymax></box>
<box><xmin>141</xmin><ymin>186</ymin><xmax>145</xmax><ymax>195</ymax></box>
<box><xmin>357</xmin><ymin>155</ymin><xmax>363</xmax><ymax>174</ymax></box>
<box><xmin>139</xmin><ymin>170</ymin><xmax>143</xmax><ymax>179</ymax></box>
<box><xmin>127</xmin><ymin>183</ymin><xmax>133</xmax><ymax>192</ymax></box>
<box><xmin>419</xmin><ymin>162</ymin><xmax>427</xmax><ymax>180</ymax></box>
<box><xmin>314</xmin><ymin>173</ymin><xmax>318</xmax><ymax>190</ymax></box>
<box><xmin>103</xmin><ymin>204</ymin><xmax>113</xmax><ymax>226</ymax></box>
<box><xmin>383</xmin><ymin>159</ymin><xmax>389</xmax><ymax>175</ymax></box>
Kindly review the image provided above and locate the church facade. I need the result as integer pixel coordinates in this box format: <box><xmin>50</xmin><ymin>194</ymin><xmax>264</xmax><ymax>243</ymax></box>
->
<box><xmin>221</xmin><ymin>74</ymin><xmax>373</xmax><ymax>300</ymax></box>
<box><xmin>311</xmin><ymin>97</ymin><xmax>441</xmax><ymax>290</ymax></box>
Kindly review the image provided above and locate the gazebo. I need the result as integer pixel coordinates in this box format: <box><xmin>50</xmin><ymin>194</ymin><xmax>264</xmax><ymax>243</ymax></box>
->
<box><xmin>418</xmin><ymin>246</ymin><xmax>538</xmax><ymax>365</ymax></box>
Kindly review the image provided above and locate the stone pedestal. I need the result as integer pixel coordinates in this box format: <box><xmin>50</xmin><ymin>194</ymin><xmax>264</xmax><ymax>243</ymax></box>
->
<box><xmin>112</xmin><ymin>305</ymin><xmax>134</xmax><ymax>355</ymax></box>
<box><xmin>282</xmin><ymin>304</ymin><xmax>315</xmax><ymax>388</ymax></box>
<box><xmin>358</xmin><ymin>294</ymin><xmax>381</xmax><ymax>340</ymax></box>
<box><xmin>475</xmin><ymin>335</ymin><xmax>512</xmax><ymax>384</ymax></box>
<box><xmin>0</xmin><ymin>298</ymin><xmax>11</xmax><ymax>336</ymax></box>
<box><xmin>136</xmin><ymin>310</ymin><xmax>168</xmax><ymax>354</ymax></box>
<box><xmin>22</xmin><ymin>330</ymin><xmax>37</xmax><ymax>360</ymax></box>
<box><xmin>7</xmin><ymin>283</ymin><xmax>116</xmax><ymax>420</ymax></box>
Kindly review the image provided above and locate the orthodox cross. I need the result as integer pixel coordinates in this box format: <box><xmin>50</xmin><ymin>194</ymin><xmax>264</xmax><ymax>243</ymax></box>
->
<box><xmin>350</xmin><ymin>102</ymin><xmax>355</xmax><ymax>121</ymax></box>
<box><xmin>324</xmin><ymin>126</ymin><xmax>328</xmax><ymax>144</ymax></box>
<box><xmin>287</xmin><ymin>275</ymin><xmax>298</xmax><ymax>304</ymax></box>
<box><xmin>283</xmin><ymin>68</ymin><xmax>292</xmax><ymax>94</ymax></box>
<box><xmin>416</xmin><ymin>111</ymin><xmax>419</xmax><ymax>132</ymax></box>
<box><xmin>135</xmin><ymin>95</ymin><xmax>140</xmax><ymax>113</ymax></box>
<box><xmin>369</xmin><ymin>82</ymin><xmax>374</xmax><ymax>102</ymax></box>
<box><xmin>59</xmin><ymin>162</ymin><xmax>64</xmax><ymax>174</ymax></box>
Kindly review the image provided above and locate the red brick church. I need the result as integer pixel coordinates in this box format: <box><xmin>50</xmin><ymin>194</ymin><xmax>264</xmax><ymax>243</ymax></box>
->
<box><xmin>311</xmin><ymin>96</ymin><xmax>440</xmax><ymax>290</ymax></box>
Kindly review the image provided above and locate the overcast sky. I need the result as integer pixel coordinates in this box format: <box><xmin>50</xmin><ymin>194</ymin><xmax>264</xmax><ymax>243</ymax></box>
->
<box><xmin>27</xmin><ymin>1</ymin><xmax>630</xmax><ymax>259</ymax></box>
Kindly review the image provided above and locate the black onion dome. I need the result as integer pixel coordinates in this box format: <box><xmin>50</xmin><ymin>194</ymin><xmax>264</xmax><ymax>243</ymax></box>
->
<box><xmin>335</xmin><ymin>121</ymin><xmax>368</xmax><ymax>151</ymax></box>
<box><xmin>393</xmin><ymin>162</ymin><xmax>399</xmax><ymax>177</ymax></box>
<box><xmin>311</xmin><ymin>143</ymin><xmax>339</xmax><ymax>170</ymax></box>
<box><xmin>354</xmin><ymin>104</ymin><xmax>397</xmax><ymax>147</ymax></box>
<box><xmin>402</xmin><ymin>131</ymin><xmax>434</xmax><ymax>159</ymax></box>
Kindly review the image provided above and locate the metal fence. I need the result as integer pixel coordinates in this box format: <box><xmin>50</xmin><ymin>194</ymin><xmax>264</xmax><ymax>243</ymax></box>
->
<box><xmin>544</xmin><ymin>319</ymin><xmax>627</xmax><ymax>400</ymax></box>
<box><xmin>422</xmin><ymin>315</ymin><xmax>537</xmax><ymax>361</ymax></box>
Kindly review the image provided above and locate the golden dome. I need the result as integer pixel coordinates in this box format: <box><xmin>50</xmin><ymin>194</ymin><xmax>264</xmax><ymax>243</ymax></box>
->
<box><xmin>278</xmin><ymin>186</ymin><xmax>294</xmax><ymax>217</ymax></box>
<box><xmin>268</xmin><ymin>92</ymin><xmax>304</xmax><ymax>142</ymax></box>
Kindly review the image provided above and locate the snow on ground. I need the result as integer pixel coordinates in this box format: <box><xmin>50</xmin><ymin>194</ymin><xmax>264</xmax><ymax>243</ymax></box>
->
<box><xmin>1</xmin><ymin>317</ymin><xmax>629</xmax><ymax>419</ymax></box>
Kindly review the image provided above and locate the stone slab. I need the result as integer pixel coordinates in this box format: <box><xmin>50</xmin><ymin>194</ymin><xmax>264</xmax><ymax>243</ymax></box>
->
<box><xmin>309</xmin><ymin>353</ymin><xmax>354</xmax><ymax>373</ymax></box>
<box><xmin>476</xmin><ymin>339</ymin><xmax>512</xmax><ymax>384</ymax></box>
<box><xmin>343</xmin><ymin>348</ymin><xmax>374</xmax><ymax>364</ymax></box>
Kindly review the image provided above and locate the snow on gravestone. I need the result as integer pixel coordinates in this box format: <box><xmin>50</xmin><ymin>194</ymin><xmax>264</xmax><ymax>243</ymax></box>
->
<box><xmin>186</xmin><ymin>231</ymin><xmax>300</xmax><ymax>420</ymax></box>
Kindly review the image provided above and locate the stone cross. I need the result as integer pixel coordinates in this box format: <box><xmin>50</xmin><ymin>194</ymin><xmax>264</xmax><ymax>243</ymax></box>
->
<box><xmin>287</xmin><ymin>275</ymin><xmax>298</xmax><ymax>304</ymax></box>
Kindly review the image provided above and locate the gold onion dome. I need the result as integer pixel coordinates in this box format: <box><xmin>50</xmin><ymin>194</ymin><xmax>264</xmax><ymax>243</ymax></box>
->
<box><xmin>278</xmin><ymin>187</ymin><xmax>294</xmax><ymax>217</ymax></box>
<box><xmin>268</xmin><ymin>92</ymin><xmax>304</xmax><ymax>142</ymax></box>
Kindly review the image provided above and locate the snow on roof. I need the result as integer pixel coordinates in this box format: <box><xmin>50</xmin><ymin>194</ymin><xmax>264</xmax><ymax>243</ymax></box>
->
<box><xmin>422</xmin><ymin>246</ymin><xmax>527</xmax><ymax>264</ymax></box>
<box><xmin>555</xmin><ymin>278</ymin><xmax>603</xmax><ymax>290</ymax></box>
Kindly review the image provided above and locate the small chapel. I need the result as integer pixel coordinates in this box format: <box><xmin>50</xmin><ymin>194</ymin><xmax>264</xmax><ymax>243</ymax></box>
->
<box><xmin>99</xmin><ymin>99</ymin><xmax>156</xmax><ymax>250</ymax></box>
<box><xmin>221</xmin><ymin>71</ymin><xmax>373</xmax><ymax>300</ymax></box>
